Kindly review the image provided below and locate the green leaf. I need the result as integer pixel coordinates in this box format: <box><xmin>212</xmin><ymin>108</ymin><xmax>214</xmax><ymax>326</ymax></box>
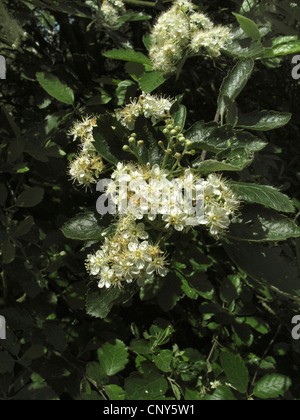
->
<box><xmin>233</xmin><ymin>13</ymin><xmax>261</xmax><ymax>41</ymax></box>
<box><xmin>220</xmin><ymin>351</ymin><xmax>249</xmax><ymax>394</ymax></box>
<box><xmin>103</xmin><ymin>48</ymin><xmax>151</xmax><ymax>65</ymax></box>
<box><xmin>2</xmin><ymin>241</ymin><xmax>16</xmax><ymax>264</ymax></box>
<box><xmin>16</xmin><ymin>187</ymin><xmax>44</xmax><ymax>208</ymax></box>
<box><xmin>36</xmin><ymin>72</ymin><xmax>74</xmax><ymax>105</ymax></box>
<box><xmin>93</xmin><ymin>127</ymin><xmax>119</xmax><ymax>165</ymax></box>
<box><xmin>125</xmin><ymin>365</ymin><xmax>168</xmax><ymax>400</ymax></box>
<box><xmin>237</xmin><ymin>111</ymin><xmax>291</xmax><ymax>131</ymax></box>
<box><xmin>93</xmin><ymin>113</ymin><xmax>127</xmax><ymax>164</ymax></box>
<box><xmin>193</xmin><ymin>157</ymin><xmax>252</xmax><ymax>173</ymax></box>
<box><xmin>97</xmin><ymin>339</ymin><xmax>129</xmax><ymax>376</ymax></box>
<box><xmin>230</xmin><ymin>182</ymin><xmax>295</xmax><ymax>213</ymax></box>
<box><xmin>86</xmin><ymin>287</ymin><xmax>122</xmax><ymax>319</ymax></box>
<box><xmin>261</xmin><ymin>39</ymin><xmax>300</xmax><ymax>58</ymax></box>
<box><xmin>218</xmin><ymin>59</ymin><xmax>254</xmax><ymax>117</ymax></box>
<box><xmin>204</xmin><ymin>386</ymin><xmax>237</xmax><ymax>401</ymax></box>
<box><xmin>86</xmin><ymin>362</ymin><xmax>106</xmax><ymax>387</ymax></box>
<box><xmin>116</xmin><ymin>80</ymin><xmax>137</xmax><ymax>106</ymax></box>
<box><xmin>229</xmin><ymin>207</ymin><xmax>300</xmax><ymax>242</ymax></box>
<box><xmin>86</xmin><ymin>285</ymin><xmax>137</xmax><ymax>319</ymax></box>
<box><xmin>186</xmin><ymin>122</ymin><xmax>232</xmax><ymax>153</ymax></box>
<box><xmin>232</xmin><ymin>131</ymin><xmax>267</xmax><ymax>152</ymax></box>
<box><xmin>170</xmin><ymin>104</ymin><xmax>187</xmax><ymax>131</ymax></box>
<box><xmin>241</xmin><ymin>317</ymin><xmax>270</xmax><ymax>335</ymax></box>
<box><xmin>130</xmin><ymin>338</ymin><xmax>152</xmax><ymax>355</ymax></box>
<box><xmin>153</xmin><ymin>350</ymin><xmax>173</xmax><ymax>373</ymax></box>
<box><xmin>253</xmin><ymin>374</ymin><xmax>291</xmax><ymax>399</ymax></box>
<box><xmin>13</xmin><ymin>216</ymin><xmax>34</xmax><ymax>238</ymax></box>
<box><xmin>103</xmin><ymin>384</ymin><xmax>125</xmax><ymax>400</ymax></box>
<box><xmin>61</xmin><ymin>211</ymin><xmax>107</xmax><ymax>241</ymax></box>
<box><xmin>224</xmin><ymin>38</ymin><xmax>264</xmax><ymax>59</ymax></box>
<box><xmin>138</xmin><ymin>71</ymin><xmax>167</xmax><ymax>93</ymax></box>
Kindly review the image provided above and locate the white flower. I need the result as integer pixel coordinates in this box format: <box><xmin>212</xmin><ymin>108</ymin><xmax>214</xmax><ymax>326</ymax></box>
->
<box><xmin>146</xmin><ymin>254</ymin><xmax>168</xmax><ymax>277</ymax></box>
<box><xmin>207</xmin><ymin>206</ymin><xmax>230</xmax><ymax>236</ymax></box>
<box><xmin>128</xmin><ymin>239</ymin><xmax>151</xmax><ymax>270</ymax></box>
<box><xmin>100</xmin><ymin>0</ymin><xmax>126</xmax><ymax>26</ymax></box>
<box><xmin>121</xmin><ymin>222</ymin><xmax>149</xmax><ymax>241</ymax></box>
<box><xmin>98</xmin><ymin>265</ymin><xmax>114</xmax><ymax>288</ymax></box>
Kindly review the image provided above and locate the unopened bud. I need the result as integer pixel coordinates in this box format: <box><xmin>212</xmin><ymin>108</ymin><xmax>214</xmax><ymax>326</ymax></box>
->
<box><xmin>185</xmin><ymin>140</ymin><xmax>192</xmax><ymax>147</ymax></box>
<box><xmin>178</xmin><ymin>135</ymin><xmax>185</xmax><ymax>143</ymax></box>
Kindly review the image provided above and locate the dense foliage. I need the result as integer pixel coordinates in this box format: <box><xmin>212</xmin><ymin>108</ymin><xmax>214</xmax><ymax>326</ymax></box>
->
<box><xmin>1</xmin><ymin>0</ymin><xmax>300</xmax><ymax>401</ymax></box>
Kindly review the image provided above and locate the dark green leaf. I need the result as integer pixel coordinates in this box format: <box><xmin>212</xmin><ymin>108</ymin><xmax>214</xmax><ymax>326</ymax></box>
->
<box><xmin>103</xmin><ymin>384</ymin><xmax>125</xmax><ymax>400</ymax></box>
<box><xmin>61</xmin><ymin>211</ymin><xmax>107</xmax><ymax>241</ymax></box>
<box><xmin>13</xmin><ymin>216</ymin><xmax>34</xmax><ymax>238</ymax></box>
<box><xmin>125</xmin><ymin>365</ymin><xmax>168</xmax><ymax>400</ymax></box>
<box><xmin>218</xmin><ymin>59</ymin><xmax>254</xmax><ymax>117</ymax></box>
<box><xmin>103</xmin><ymin>48</ymin><xmax>151</xmax><ymax>65</ymax></box>
<box><xmin>220</xmin><ymin>351</ymin><xmax>249</xmax><ymax>394</ymax></box>
<box><xmin>138</xmin><ymin>71</ymin><xmax>167</xmax><ymax>93</ymax></box>
<box><xmin>16</xmin><ymin>187</ymin><xmax>44</xmax><ymax>208</ymax></box>
<box><xmin>2</xmin><ymin>241</ymin><xmax>16</xmax><ymax>264</ymax></box>
<box><xmin>237</xmin><ymin>111</ymin><xmax>291</xmax><ymax>131</ymax></box>
<box><xmin>233</xmin><ymin>13</ymin><xmax>261</xmax><ymax>41</ymax></box>
<box><xmin>36</xmin><ymin>72</ymin><xmax>74</xmax><ymax>105</ymax></box>
<box><xmin>153</xmin><ymin>350</ymin><xmax>173</xmax><ymax>373</ymax></box>
<box><xmin>229</xmin><ymin>207</ymin><xmax>300</xmax><ymax>242</ymax></box>
<box><xmin>230</xmin><ymin>182</ymin><xmax>295</xmax><ymax>213</ymax></box>
<box><xmin>204</xmin><ymin>385</ymin><xmax>237</xmax><ymax>400</ymax></box>
<box><xmin>97</xmin><ymin>340</ymin><xmax>129</xmax><ymax>376</ymax></box>
<box><xmin>253</xmin><ymin>374</ymin><xmax>291</xmax><ymax>399</ymax></box>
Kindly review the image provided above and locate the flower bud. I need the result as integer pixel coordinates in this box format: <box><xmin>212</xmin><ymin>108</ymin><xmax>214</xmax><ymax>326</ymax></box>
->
<box><xmin>185</xmin><ymin>139</ymin><xmax>192</xmax><ymax>147</ymax></box>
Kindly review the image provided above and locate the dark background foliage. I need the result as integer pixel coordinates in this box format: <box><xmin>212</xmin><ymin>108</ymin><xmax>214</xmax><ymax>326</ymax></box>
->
<box><xmin>0</xmin><ymin>0</ymin><xmax>300</xmax><ymax>400</ymax></box>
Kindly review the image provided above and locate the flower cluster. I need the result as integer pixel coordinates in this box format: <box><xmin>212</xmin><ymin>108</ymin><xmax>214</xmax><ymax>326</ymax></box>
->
<box><xmin>100</xmin><ymin>0</ymin><xmax>126</xmax><ymax>26</ymax></box>
<box><xmin>116</xmin><ymin>93</ymin><xmax>175</xmax><ymax>130</ymax></box>
<box><xmin>149</xmin><ymin>0</ymin><xmax>232</xmax><ymax>73</ymax></box>
<box><xmin>105</xmin><ymin>163</ymin><xmax>239</xmax><ymax>236</ymax></box>
<box><xmin>68</xmin><ymin>116</ymin><xmax>105</xmax><ymax>188</ymax></box>
<box><xmin>86</xmin><ymin>218</ymin><xmax>168</xmax><ymax>289</ymax></box>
